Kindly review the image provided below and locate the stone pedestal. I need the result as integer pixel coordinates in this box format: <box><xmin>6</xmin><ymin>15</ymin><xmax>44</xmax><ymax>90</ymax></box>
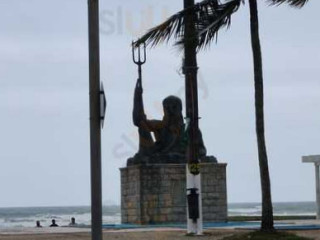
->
<box><xmin>120</xmin><ymin>163</ymin><xmax>227</xmax><ymax>224</ymax></box>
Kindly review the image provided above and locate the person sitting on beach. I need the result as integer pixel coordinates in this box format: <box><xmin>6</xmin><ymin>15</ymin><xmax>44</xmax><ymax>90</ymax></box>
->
<box><xmin>50</xmin><ymin>219</ymin><xmax>58</xmax><ymax>227</ymax></box>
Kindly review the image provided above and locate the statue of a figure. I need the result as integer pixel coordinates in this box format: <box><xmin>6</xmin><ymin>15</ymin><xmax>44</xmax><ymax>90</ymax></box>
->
<box><xmin>127</xmin><ymin>79</ymin><xmax>216</xmax><ymax>166</ymax></box>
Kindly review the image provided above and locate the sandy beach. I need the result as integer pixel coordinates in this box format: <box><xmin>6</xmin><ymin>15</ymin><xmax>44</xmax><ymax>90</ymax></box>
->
<box><xmin>0</xmin><ymin>229</ymin><xmax>249</xmax><ymax>240</ymax></box>
<box><xmin>0</xmin><ymin>228</ymin><xmax>320</xmax><ymax>240</ymax></box>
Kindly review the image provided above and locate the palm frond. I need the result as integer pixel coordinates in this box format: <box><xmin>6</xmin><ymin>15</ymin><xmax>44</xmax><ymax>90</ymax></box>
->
<box><xmin>267</xmin><ymin>0</ymin><xmax>308</xmax><ymax>8</ymax></box>
<box><xmin>134</xmin><ymin>0</ymin><xmax>242</xmax><ymax>49</ymax></box>
<box><xmin>133</xmin><ymin>5</ymin><xmax>189</xmax><ymax>48</ymax></box>
<box><xmin>194</xmin><ymin>0</ymin><xmax>242</xmax><ymax>49</ymax></box>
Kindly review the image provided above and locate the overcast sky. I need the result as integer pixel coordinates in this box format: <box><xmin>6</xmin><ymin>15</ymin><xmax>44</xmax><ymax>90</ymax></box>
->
<box><xmin>0</xmin><ymin>0</ymin><xmax>319</xmax><ymax>207</ymax></box>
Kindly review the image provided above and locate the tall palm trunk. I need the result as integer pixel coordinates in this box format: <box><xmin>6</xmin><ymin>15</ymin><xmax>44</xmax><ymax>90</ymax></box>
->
<box><xmin>248</xmin><ymin>0</ymin><xmax>274</xmax><ymax>231</ymax></box>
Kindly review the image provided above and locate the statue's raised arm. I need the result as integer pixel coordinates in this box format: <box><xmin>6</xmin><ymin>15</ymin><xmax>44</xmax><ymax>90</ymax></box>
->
<box><xmin>133</xmin><ymin>77</ymin><xmax>145</xmax><ymax>127</ymax></box>
<box><xmin>131</xmin><ymin>43</ymin><xmax>155</xmax><ymax>162</ymax></box>
<box><xmin>132</xmin><ymin>43</ymin><xmax>147</xmax><ymax>127</ymax></box>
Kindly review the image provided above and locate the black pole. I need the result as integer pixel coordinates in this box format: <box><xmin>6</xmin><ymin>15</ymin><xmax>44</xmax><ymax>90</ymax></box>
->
<box><xmin>184</xmin><ymin>0</ymin><xmax>199</xmax><ymax>172</ymax></box>
<box><xmin>184</xmin><ymin>0</ymin><xmax>200</xmax><ymax>228</ymax></box>
<box><xmin>88</xmin><ymin>0</ymin><xmax>102</xmax><ymax>240</ymax></box>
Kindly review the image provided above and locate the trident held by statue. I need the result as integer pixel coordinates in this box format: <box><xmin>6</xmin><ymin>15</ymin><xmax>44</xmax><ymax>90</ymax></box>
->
<box><xmin>132</xmin><ymin>41</ymin><xmax>153</xmax><ymax>156</ymax></box>
<box><xmin>132</xmin><ymin>42</ymin><xmax>146</xmax><ymax>89</ymax></box>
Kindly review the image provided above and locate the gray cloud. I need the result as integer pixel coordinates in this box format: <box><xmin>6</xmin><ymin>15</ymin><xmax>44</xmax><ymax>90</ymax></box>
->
<box><xmin>0</xmin><ymin>0</ymin><xmax>319</xmax><ymax>207</ymax></box>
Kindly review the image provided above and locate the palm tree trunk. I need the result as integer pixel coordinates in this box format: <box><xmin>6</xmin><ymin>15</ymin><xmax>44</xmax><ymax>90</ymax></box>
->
<box><xmin>248</xmin><ymin>0</ymin><xmax>274</xmax><ymax>232</ymax></box>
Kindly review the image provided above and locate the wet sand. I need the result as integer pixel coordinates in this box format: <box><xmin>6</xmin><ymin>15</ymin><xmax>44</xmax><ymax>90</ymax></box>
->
<box><xmin>0</xmin><ymin>229</ymin><xmax>319</xmax><ymax>240</ymax></box>
<box><xmin>1</xmin><ymin>221</ymin><xmax>320</xmax><ymax>240</ymax></box>
<box><xmin>0</xmin><ymin>229</ymin><xmax>249</xmax><ymax>240</ymax></box>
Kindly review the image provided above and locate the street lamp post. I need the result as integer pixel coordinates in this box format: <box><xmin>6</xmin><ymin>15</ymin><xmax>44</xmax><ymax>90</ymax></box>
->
<box><xmin>88</xmin><ymin>0</ymin><xmax>103</xmax><ymax>240</ymax></box>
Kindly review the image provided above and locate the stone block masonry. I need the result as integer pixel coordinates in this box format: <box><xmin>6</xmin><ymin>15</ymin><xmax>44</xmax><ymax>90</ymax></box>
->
<box><xmin>120</xmin><ymin>163</ymin><xmax>227</xmax><ymax>224</ymax></box>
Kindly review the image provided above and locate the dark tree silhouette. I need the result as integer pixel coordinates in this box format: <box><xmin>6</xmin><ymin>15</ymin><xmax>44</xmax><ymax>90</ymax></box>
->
<box><xmin>134</xmin><ymin>0</ymin><xmax>309</xmax><ymax>232</ymax></box>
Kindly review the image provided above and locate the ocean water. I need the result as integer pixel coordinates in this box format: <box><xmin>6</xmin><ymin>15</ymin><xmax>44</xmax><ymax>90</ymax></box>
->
<box><xmin>0</xmin><ymin>202</ymin><xmax>316</xmax><ymax>229</ymax></box>
<box><xmin>228</xmin><ymin>202</ymin><xmax>316</xmax><ymax>216</ymax></box>
<box><xmin>0</xmin><ymin>206</ymin><xmax>121</xmax><ymax>229</ymax></box>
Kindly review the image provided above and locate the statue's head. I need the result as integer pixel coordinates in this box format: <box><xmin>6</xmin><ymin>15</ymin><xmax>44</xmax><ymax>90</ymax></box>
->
<box><xmin>162</xmin><ymin>96</ymin><xmax>183</xmax><ymax>118</ymax></box>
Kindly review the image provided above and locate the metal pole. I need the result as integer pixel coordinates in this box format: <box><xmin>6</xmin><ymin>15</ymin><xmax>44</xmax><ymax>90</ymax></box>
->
<box><xmin>183</xmin><ymin>0</ymin><xmax>203</xmax><ymax>234</ymax></box>
<box><xmin>88</xmin><ymin>0</ymin><xmax>102</xmax><ymax>240</ymax></box>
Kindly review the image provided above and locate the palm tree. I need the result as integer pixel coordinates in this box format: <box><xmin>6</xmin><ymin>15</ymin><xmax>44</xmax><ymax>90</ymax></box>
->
<box><xmin>244</xmin><ymin>0</ymin><xmax>309</xmax><ymax>232</ymax></box>
<box><xmin>134</xmin><ymin>0</ymin><xmax>309</xmax><ymax>232</ymax></box>
<box><xmin>248</xmin><ymin>0</ymin><xmax>274</xmax><ymax>230</ymax></box>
